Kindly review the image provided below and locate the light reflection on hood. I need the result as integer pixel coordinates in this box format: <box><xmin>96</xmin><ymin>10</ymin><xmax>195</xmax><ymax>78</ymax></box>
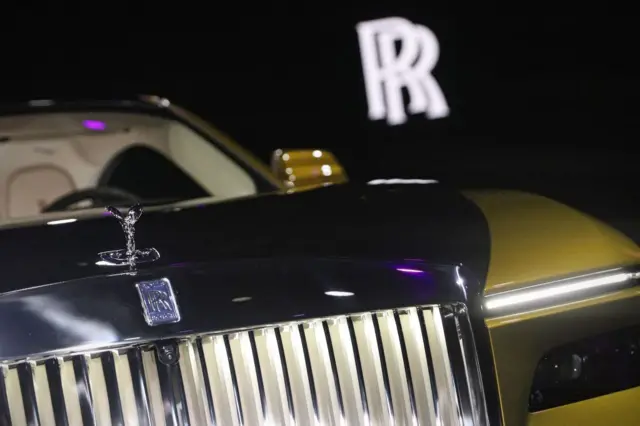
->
<box><xmin>22</xmin><ymin>295</ymin><xmax>118</xmax><ymax>344</ymax></box>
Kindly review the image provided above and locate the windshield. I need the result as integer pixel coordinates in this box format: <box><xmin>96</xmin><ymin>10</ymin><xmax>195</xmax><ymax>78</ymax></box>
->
<box><xmin>0</xmin><ymin>110</ymin><xmax>273</xmax><ymax>223</ymax></box>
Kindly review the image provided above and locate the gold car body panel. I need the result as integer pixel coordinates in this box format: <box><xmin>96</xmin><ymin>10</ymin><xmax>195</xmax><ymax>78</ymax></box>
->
<box><xmin>464</xmin><ymin>189</ymin><xmax>640</xmax><ymax>293</ymax></box>
<box><xmin>464</xmin><ymin>190</ymin><xmax>640</xmax><ymax>426</ymax></box>
<box><xmin>528</xmin><ymin>386</ymin><xmax>640</xmax><ymax>425</ymax></box>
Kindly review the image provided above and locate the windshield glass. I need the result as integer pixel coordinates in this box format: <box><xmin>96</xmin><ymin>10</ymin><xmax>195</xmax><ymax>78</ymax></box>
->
<box><xmin>0</xmin><ymin>110</ymin><xmax>268</xmax><ymax>223</ymax></box>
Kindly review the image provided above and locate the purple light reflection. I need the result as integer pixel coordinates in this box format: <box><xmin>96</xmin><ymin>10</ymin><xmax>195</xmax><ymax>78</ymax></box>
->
<box><xmin>396</xmin><ymin>267</ymin><xmax>425</xmax><ymax>274</ymax></box>
<box><xmin>83</xmin><ymin>120</ymin><xmax>106</xmax><ymax>131</ymax></box>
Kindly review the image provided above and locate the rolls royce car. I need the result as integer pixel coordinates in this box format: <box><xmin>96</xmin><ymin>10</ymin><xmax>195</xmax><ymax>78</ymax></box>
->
<box><xmin>0</xmin><ymin>95</ymin><xmax>638</xmax><ymax>426</ymax></box>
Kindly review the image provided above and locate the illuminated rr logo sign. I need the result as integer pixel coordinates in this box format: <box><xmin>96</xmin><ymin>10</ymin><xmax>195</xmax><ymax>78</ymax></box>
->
<box><xmin>356</xmin><ymin>17</ymin><xmax>450</xmax><ymax>125</ymax></box>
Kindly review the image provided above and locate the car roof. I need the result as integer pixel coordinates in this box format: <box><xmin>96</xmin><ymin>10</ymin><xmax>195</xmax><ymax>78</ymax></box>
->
<box><xmin>0</xmin><ymin>95</ymin><xmax>169</xmax><ymax>116</ymax></box>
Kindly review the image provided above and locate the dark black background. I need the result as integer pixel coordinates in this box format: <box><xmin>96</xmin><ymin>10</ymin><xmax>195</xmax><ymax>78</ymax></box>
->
<box><xmin>1</xmin><ymin>16</ymin><xmax>637</xmax><ymax>189</ymax></box>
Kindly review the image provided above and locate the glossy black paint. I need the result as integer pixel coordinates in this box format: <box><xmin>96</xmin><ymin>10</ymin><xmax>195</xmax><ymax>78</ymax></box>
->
<box><xmin>0</xmin><ymin>257</ymin><xmax>465</xmax><ymax>361</ymax></box>
<box><xmin>0</xmin><ymin>94</ymin><xmax>504</xmax><ymax>422</ymax></box>
<box><xmin>0</xmin><ymin>184</ymin><xmax>490</xmax><ymax>294</ymax></box>
<box><xmin>0</xmin><ymin>182</ymin><xmax>501</xmax><ymax>424</ymax></box>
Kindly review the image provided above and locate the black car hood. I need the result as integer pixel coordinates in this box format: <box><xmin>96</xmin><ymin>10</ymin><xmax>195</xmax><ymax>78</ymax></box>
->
<box><xmin>0</xmin><ymin>183</ymin><xmax>492</xmax><ymax>294</ymax></box>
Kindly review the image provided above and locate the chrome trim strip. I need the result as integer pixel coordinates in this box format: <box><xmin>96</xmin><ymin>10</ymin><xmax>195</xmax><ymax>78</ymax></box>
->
<box><xmin>484</xmin><ymin>266</ymin><xmax>640</xmax><ymax>317</ymax></box>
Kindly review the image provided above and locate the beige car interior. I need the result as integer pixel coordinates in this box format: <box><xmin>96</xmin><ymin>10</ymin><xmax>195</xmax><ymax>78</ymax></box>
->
<box><xmin>0</xmin><ymin>112</ymin><xmax>257</xmax><ymax>221</ymax></box>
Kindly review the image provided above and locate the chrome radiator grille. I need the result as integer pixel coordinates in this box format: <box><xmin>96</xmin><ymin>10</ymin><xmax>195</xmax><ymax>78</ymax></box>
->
<box><xmin>0</xmin><ymin>305</ymin><xmax>487</xmax><ymax>425</ymax></box>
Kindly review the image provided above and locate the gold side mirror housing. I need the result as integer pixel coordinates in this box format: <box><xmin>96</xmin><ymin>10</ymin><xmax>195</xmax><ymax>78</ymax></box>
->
<box><xmin>271</xmin><ymin>149</ymin><xmax>348</xmax><ymax>191</ymax></box>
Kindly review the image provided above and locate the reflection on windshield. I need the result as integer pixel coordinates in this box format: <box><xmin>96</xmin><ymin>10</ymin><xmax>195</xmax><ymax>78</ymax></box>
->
<box><xmin>0</xmin><ymin>110</ymin><xmax>260</xmax><ymax>224</ymax></box>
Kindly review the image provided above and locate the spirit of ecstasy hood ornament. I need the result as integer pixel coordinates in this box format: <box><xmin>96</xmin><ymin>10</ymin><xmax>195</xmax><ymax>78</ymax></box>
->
<box><xmin>98</xmin><ymin>204</ymin><xmax>160</xmax><ymax>271</ymax></box>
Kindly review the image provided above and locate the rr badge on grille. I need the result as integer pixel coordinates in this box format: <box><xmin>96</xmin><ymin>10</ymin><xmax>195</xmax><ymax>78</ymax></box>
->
<box><xmin>136</xmin><ymin>278</ymin><xmax>181</xmax><ymax>326</ymax></box>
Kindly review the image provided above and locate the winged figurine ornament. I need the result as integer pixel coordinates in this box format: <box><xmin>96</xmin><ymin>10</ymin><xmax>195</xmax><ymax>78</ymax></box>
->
<box><xmin>98</xmin><ymin>204</ymin><xmax>160</xmax><ymax>271</ymax></box>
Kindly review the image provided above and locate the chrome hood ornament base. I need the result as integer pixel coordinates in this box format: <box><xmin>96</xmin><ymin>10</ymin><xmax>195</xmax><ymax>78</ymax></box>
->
<box><xmin>98</xmin><ymin>204</ymin><xmax>160</xmax><ymax>270</ymax></box>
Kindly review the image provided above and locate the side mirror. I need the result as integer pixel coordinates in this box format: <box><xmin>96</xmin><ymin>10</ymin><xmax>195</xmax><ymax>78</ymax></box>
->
<box><xmin>271</xmin><ymin>149</ymin><xmax>348</xmax><ymax>191</ymax></box>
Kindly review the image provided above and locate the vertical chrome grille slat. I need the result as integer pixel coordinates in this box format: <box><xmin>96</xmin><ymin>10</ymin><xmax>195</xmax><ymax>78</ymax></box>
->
<box><xmin>141</xmin><ymin>348</ymin><xmax>166</xmax><ymax>426</ymax></box>
<box><xmin>254</xmin><ymin>328</ymin><xmax>294</xmax><ymax>425</ymax></box>
<box><xmin>5</xmin><ymin>366</ymin><xmax>27</xmax><ymax>426</ymax></box>
<box><xmin>371</xmin><ymin>314</ymin><xmax>395</xmax><ymax>422</ymax></box>
<box><xmin>154</xmin><ymin>346</ymin><xmax>190</xmax><ymax>426</ymax></box>
<box><xmin>0</xmin><ymin>365</ymin><xmax>13</xmax><ymax>426</ymax></box>
<box><xmin>110</xmin><ymin>350</ymin><xmax>140</xmax><ymax>426</ymax></box>
<box><xmin>128</xmin><ymin>347</ymin><xmax>153</xmax><ymax>426</ymax></box>
<box><xmin>73</xmin><ymin>355</ymin><xmax>96</xmax><ymax>426</ymax></box>
<box><xmin>17</xmin><ymin>362</ymin><xmax>40</xmax><ymax>426</ymax></box>
<box><xmin>274</xmin><ymin>328</ymin><xmax>296</xmax><ymax>422</ymax></box>
<box><xmin>443</xmin><ymin>310</ymin><xmax>490</xmax><ymax>426</ymax></box>
<box><xmin>376</xmin><ymin>311</ymin><xmax>414</xmax><ymax>425</ymax></box>
<box><xmin>346</xmin><ymin>318</ymin><xmax>370</xmax><ymax>424</ymax></box>
<box><xmin>303</xmin><ymin>320</ymin><xmax>343</xmax><ymax>425</ymax></box>
<box><xmin>45</xmin><ymin>359</ymin><xmax>69</xmax><ymax>426</ymax></box>
<box><xmin>195</xmin><ymin>339</ymin><xmax>218</xmax><ymax>425</ymax></box>
<box><xmin>393</xmin><ymin>310</ymin><xmax>418</xmax><ymax>425</ymax></box>
<box><xmin>87</xmin><ymin>355</ymin><xmax>112</xmax><ymax>426</ymax></box>
<box><xmin>228</xmin><ymin>331</ymin><xmax>264</xmax><ymax>425</ymax></box>
<box><xmin>352</xmin><ymin>312</ymin><xmax>393</xmax><ymax>425</ymax></box>
<box><xmin>424</xmin><ymin>306</ymin><xmax>463</xmax><ymax>426</ymax></box>
<box><xmin>102</xmin><ymin>352</ymin><xmax>125</xmax><ymax>426</ymax></box>
<box><xmin>224</xmin><ymin>334</ymin><xmax>245</xmax><ymax>425</ymax></box>
<box><xmin>400</xmin><ymin>308</ymin><xmax>438</xmax><ymax>426</ymax></box>
<box><xmin>322</xmin><ymin>321</ymin><xmax>346</xmax><ymax>418</ymax></box>
<box><xmin>200</xmin><ymin>335</ymin><xmax>241</xmax><ymax>426</ymax></box>
<box><xmin>33</xmin><ymin>361</ymin><xmax>55</xmax><ymax>426</ymax></box>
<box><xmin>248</xmin><ymin>331</ymin><xmax>268</xmax><ymax>420</ymax></box>
<box><xmin>178</xmin><ymin>341</ymin><xmax>211</xmax><ymax>425</ymax></box>
<box><xmin>2</xmin><ymin>304</ymin><xmax>488</xmax><ymax>426</ymax></box>
<box><xmin>59</xmin><ymin>358</ymin><xmax>83</xmax><ymax>426</ymax></box>
<box><xmin>279</xmin><ymin>324</ymin><xmax>318</xmax><ymax>425</ymax></box>
<box><xmin>442</xmin><ymin>311</ymin><xmax>474</xmax><ymax>426</ymax></box>
<box><xmin>326</xmin><ymin>316</ymin><xmax>365</xmax><ymax>425</ymax></box>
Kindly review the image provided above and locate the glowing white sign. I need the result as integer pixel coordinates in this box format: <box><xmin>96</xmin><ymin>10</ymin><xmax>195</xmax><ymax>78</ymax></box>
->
<box><xmin>356</xmin><ymin>17</ymin><xmax>450</xmax><ymax>125</ymax></box>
